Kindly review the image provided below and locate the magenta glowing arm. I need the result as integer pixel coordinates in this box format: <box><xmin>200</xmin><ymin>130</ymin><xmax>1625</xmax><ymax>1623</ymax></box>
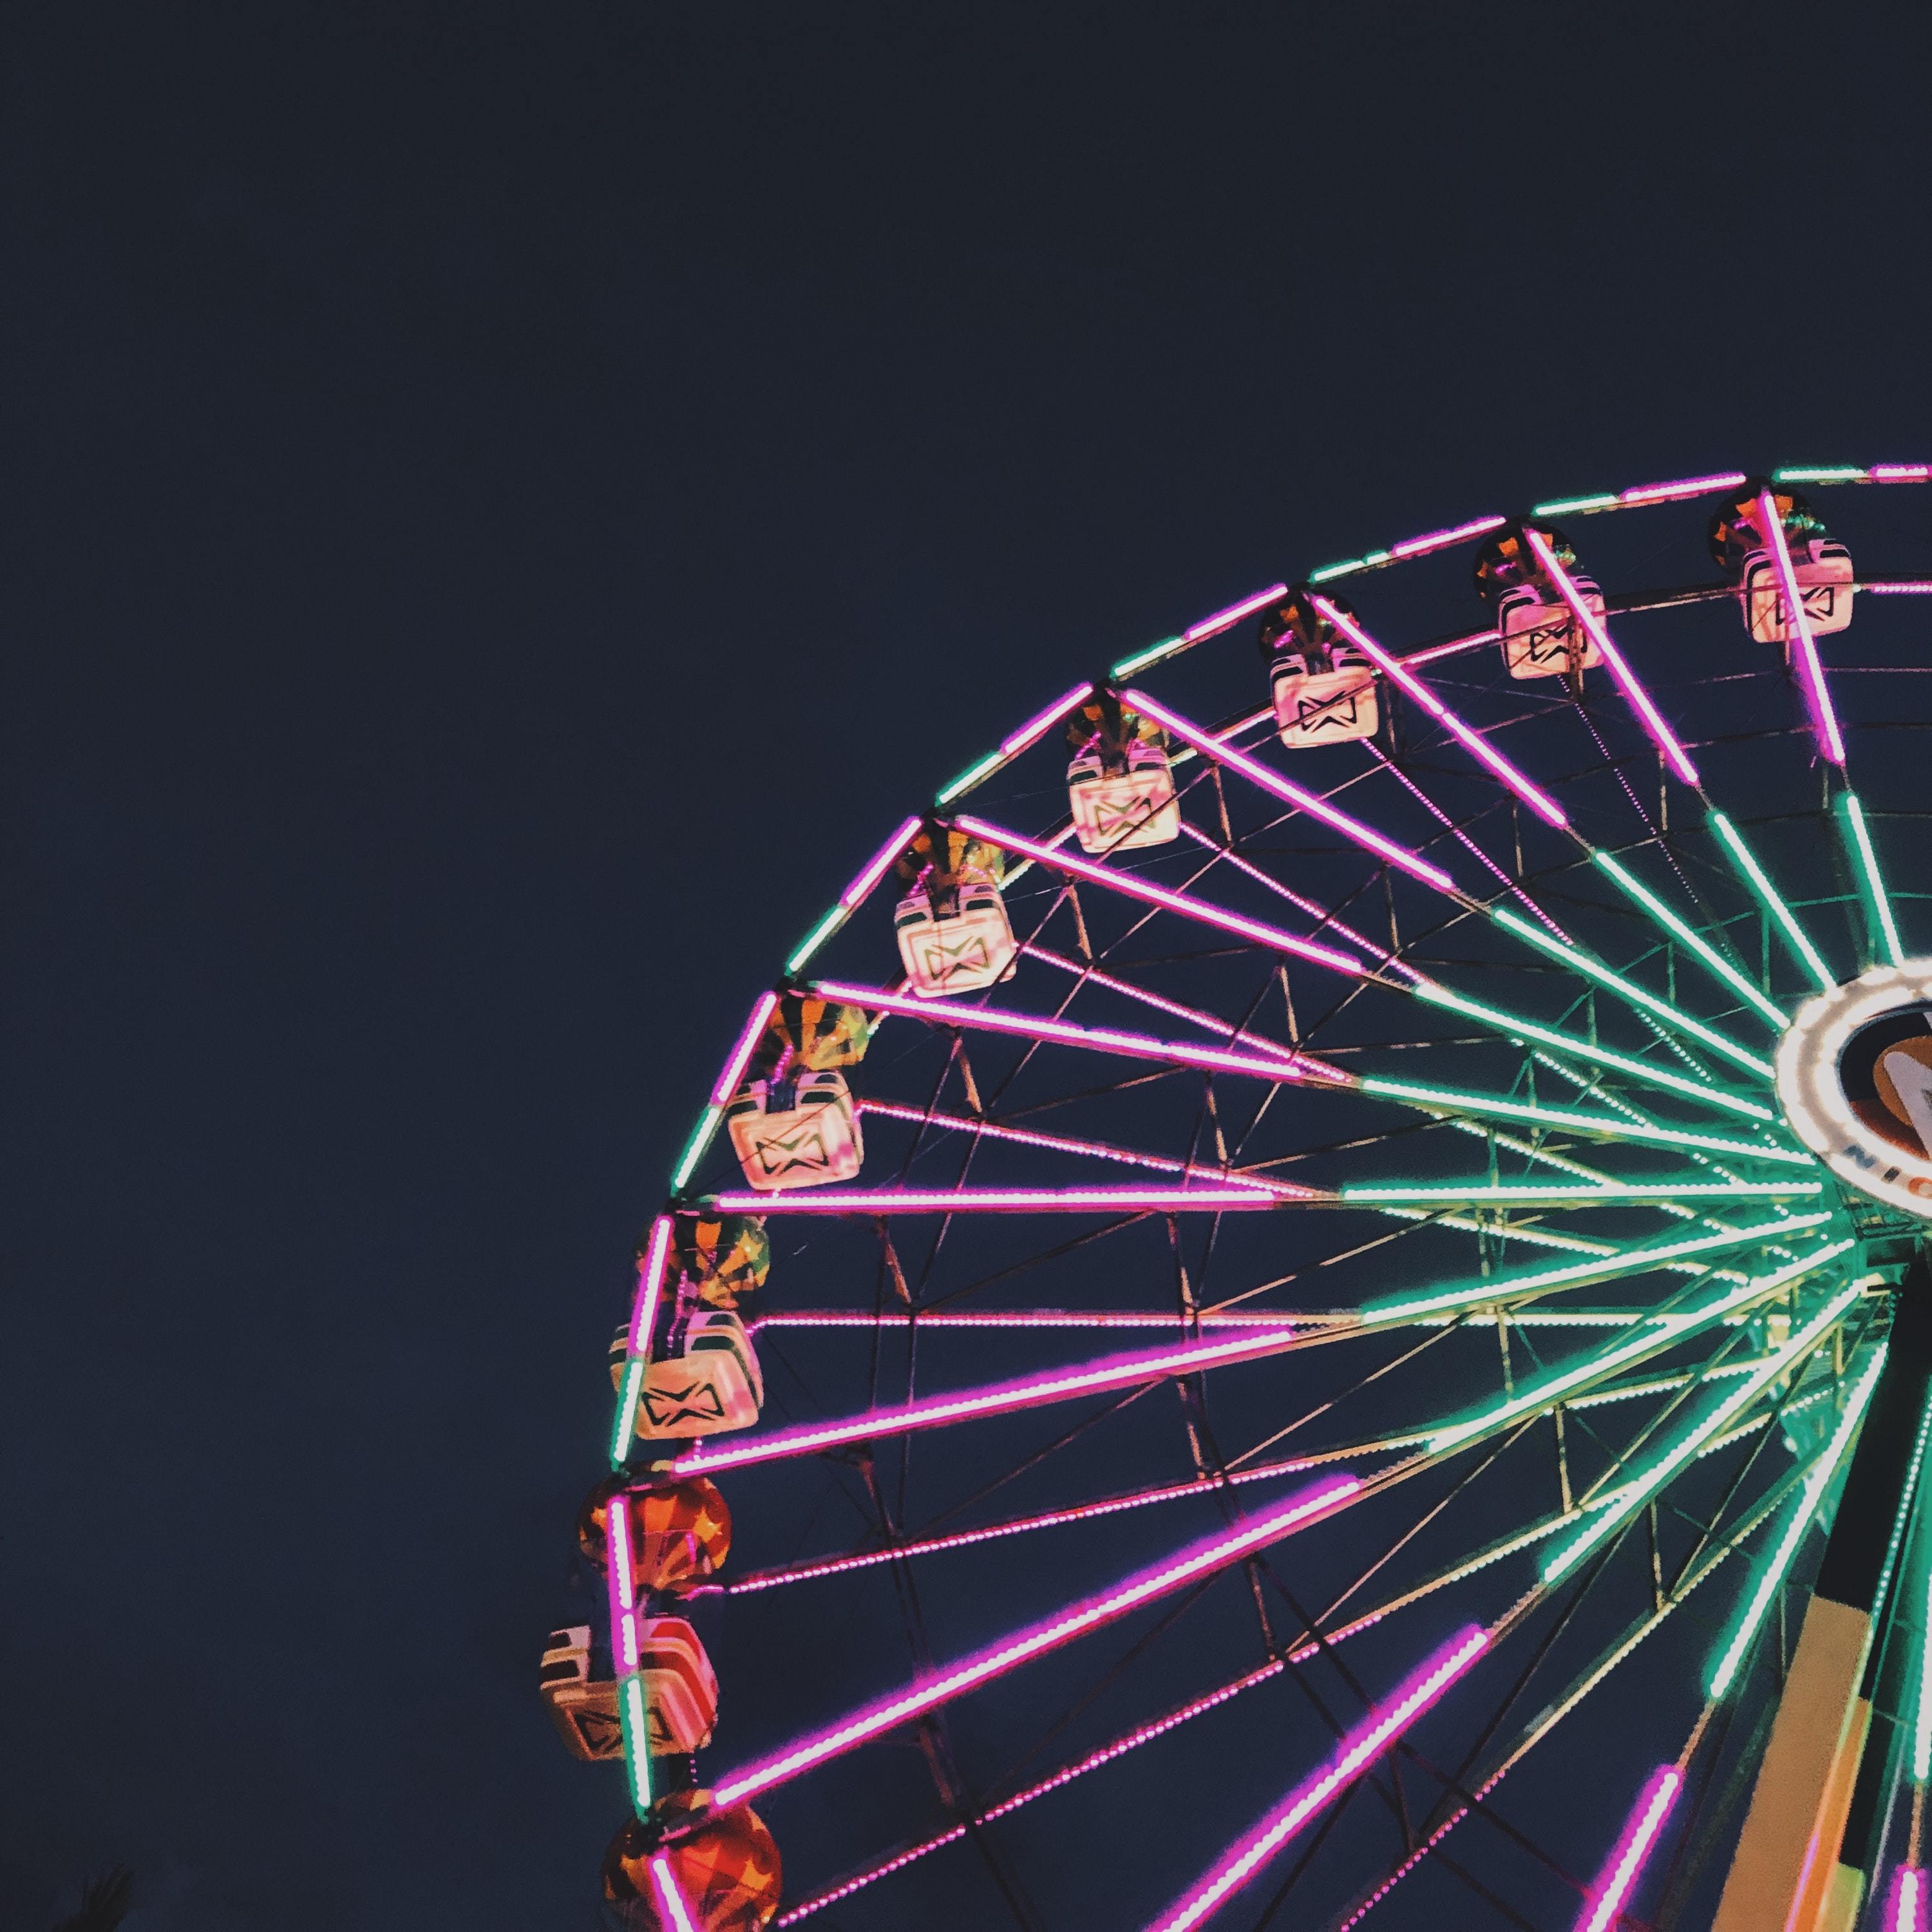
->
<box><xmin>1403</xmin><ymin>627</ymin><xmax>1501</xmax><ymax>667</ymax></box>
<box><xmin>840</xmin><ymin>815</ymin><xmax>923</xmax><ymax>908</ymax></box>
<box><xmin>855</xmin><ymin>1097</ymin><xmax>1307</xmax><ymax>1195</ymax></box>
<box><xmin>709</xmin><ymin>989</ymin><xmax>780</xmax><ymax>1106</ymax></box>
<box><xmin>1024</xmin><ymin>940</ymin><xmax>1320</xmax><ymax>1051</ymax></box>
<box><xmin>649</xmin><ymin>1857</ymin><xmax>701</xmax><ymax>1932</ymax></box>
<box><xmin>1309</xmin><ymin>597</ymin><xmax>1571</xmax><ymax>827</ymax></box>
<box><xmin>1620</xmin><ymin>471</ymin><xmax>1748</xmax><ymax>505</ymax></box>
<box><xmin>625</xmin><ymin>1214</ymin><xmax>674</xmax><ymax>1356</ymax></box>
<box><xmin>1390</xmin><ymin>514</ymin><xmax>1508</xmax><ymax>560</ymax></box>
<box><xmin>1875</xmin><ymin>464</ymin><xmax>1932</xmax><ymax>482</ymax></box>
<box><xmin>671</xmin><ymin>1323</ymin><xmax>1327</xmax><ymax>1479</ymax></box>
<box><xmin>1574</xmin><ymin>1766</ymin><xmax>1680</xmax><ymax>1932</ymax></box>
<box><xmin>713</xmin><ymin>1452</ymin><xmax>1328</xmax><ymax>1596</ymax></box>
<box><xmin>1146</xmin><ymin>1625</ymin><xmax>1489</xmax><ymax>1932</ymax></box>
<box><xmin>708</xmin><ymin>1182</ymin><xmax>1280</xmax><ymax>1214</ymax></box>
<box><xmin>950</xmin><ymin>810</ymin><xmax>1365</xmax><ymax>972</ymax></box>
<box><xmin>1119</xmin><ymin>688</ymin><xmax>1458</xmax><ymax>891</ymax></box>
<box><xmin>810</xmin><ymin>976</ymin><xmax>1354</xmax><ymax>1087</ymax></box>
<box><xmin>1186</xmin><ymin>584</ymin><xmax>1291</xmax><ymax>643</ymax></box>
<box><xmin>1757</xmin><ymin>489</ymin><xmax>1847</xmax><ymax>766</ymax></box>
<box><xmin>607</xmin><ymin>1470</ymin><xmax>640</xmax><ymax>1671</ymax></box>
<box><xmin>704</xmin><ymin>1474</ymin><xmax>1361</xmax><ymax>1808</ymax></box>
<box><xmin>1000</xmin><ymin>682</ymin><xmax>1097</xmax><ymax>757</ymax></box>
<box><xmin>1891</xmin><ymin>1866</ymin><xmax>1927</xmax><ymax>1932</ymax></box>
<box><xmin>1521</xmin><ymin>529</ymin><xmax>1701</xmax><ymax>786</ymax></box>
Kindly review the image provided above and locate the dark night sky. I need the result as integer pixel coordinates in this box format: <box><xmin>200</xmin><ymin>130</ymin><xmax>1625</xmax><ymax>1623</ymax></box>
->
<box><xmin>3</xmin><ymin>4</ymin><xmax>1930</xmax><ymax>1927</ymax></box>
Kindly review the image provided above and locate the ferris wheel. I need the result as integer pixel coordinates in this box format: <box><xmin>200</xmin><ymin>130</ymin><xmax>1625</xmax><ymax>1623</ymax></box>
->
<box><xmin>544</xmin><ymin>463</ymin><xmax>1932</xmax><ymax>1932</ymax></box>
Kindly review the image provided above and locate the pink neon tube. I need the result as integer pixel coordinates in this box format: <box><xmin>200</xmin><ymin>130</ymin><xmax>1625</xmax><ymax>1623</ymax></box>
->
<box><xmin>625</xmin><ymin>1215</ymin><xmax>674</xmax><ymax>1356</ymax></box>
<box><xmin>1309</xmin><ymin>598</ymin><xmax>1571</xmax><ymax>827</ymax></box>
<box><xmin>1575</xmin><ymin>1766</ymin><xmax>1680</xmax><ymax>1932</ymax></box>
<box><xmin>1390</xmin><ymin>513</ymin><xmax>1507</xmax><ymax>560</ymax></box>
<box><xmin>1758</xmin><ymin>489</ymin><xmax>1846</xmax><ymax>766</ymax></box>
<box><xmin>1892</xmin><ymin>1866</ymin><xmax>1927</xmax><ymax>1932</ymax></box>
<box><xmin>810</xmin><ymin>976</ymin><xmax>1354</xmax><ymax>1087</ymax></box>
<box><xmin>1147</xmin><ymin>1625</ymin><xmax>1488</xmax><ymax>1932</ymax></box>
<box><xmin>840</xmin><ymin>815</ymin><xmax>922</xmax><ymax>909</ymax></box>
<box><xmin>1620</xmin><ymin>471</ymin><xmax>1747</xmax><ymax>505</ymax></box>
<box><xmin>1001</xmin><ymin>682</ymin><xmax>1096</xmax><ymax>757</ymax></box>
<box><xmin>712</xmin><ymin>1452</ymin><xmax>1326</xmax><ymax>1597</ymax></box>
<box><xmin>1186</xmin><ymin>583</ymin><xmax>1290</xmax><ymax>643</ymax></box>
<box><xmin>1875</xmin><ymin>464</ymin><xmax>1932</xmax><ymax>482</ymax></box>
<box><xmin>1119</xmin><ymin>688</ymin><xmax>1457</xmax><ymax>891</ymax></box>
<box><xmin>708</xmin><ymin>989</ymin><xmax>780</xmax><ymax>1106</ymax></box>
<box><xmin>672</xmin><ymin>1321</ymin><xmax>1322</xmax><ymax>1479</ymax></box>
<box><xmin>607</xmin><ymin>1477</ymin><xmax>639</xmax><ymax>1672</ymax></box>
<box><xmin>1024</xmin><ymin>940</ymin><xmax>1316</xmax><ymax>1056</ymax></box>
<box><xmin>706</xmin><ymin>1184</ymin><xmax>1279</xmax><ymax>1215</ymax></box>
<box><xmin>951</xmin><ymin>811</ymin><xmax>1364</xmax><ymax>972</ymax></box>
<box><xmin>1520</xmin><ymin>528</ymin><xmax>1701</xmax><ymax>786</ymax></box>
<box><xmin>855</xmin><ymin>1097</ymin><xmax>1305</xmax><ymax>1195</ymax></box>
<box><xmin>649</xmin><ymin>1857</ymin><xmax>701</xmax><ymax>1932</ymax></box>
<box><xmin>704</xmin><ymin>1475</ymin><xmax>1361</xmax><ymax>1808</ymax></box>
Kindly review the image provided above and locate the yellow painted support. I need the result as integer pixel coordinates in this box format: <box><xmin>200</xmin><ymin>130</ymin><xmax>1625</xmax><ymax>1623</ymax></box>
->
<box><xmin>1710</xmin><ymin>1595</ymin><xmax>1870</xmax><ymax>1932</ymax></box>
<box><xmin>1789</xmin><ymin>1697</ymin><xmax>1870</xmax><ymax>1932</ymax></box>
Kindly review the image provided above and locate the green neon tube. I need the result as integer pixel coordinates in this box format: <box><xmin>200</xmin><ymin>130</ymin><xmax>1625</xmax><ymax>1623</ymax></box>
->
<box><xmin>1341</xmin><ymin>1179</ymin><xmax>1823</xmax><ymax>1206</ymax></box>
<box><xmin>934</xmin><ymin>748</ymin><xmax>1009</xmax><ymax>806</ymax></box>
<box><xmin>784</xmin><ymin>902</ymin><xmax>848</xmax><ymax>975</ymax></box>
<box><xmin>1705</xmin><ymin>1346</ymin><xmax>1882</xmax><ymax>1694</ymax></box>
<box><xmin>620</xmin><ymin>1672</ymin><xmax>655</xmax><ymax>1815</ymax></box>
<box><xmin>670</xmin><ymin>1101</ymin><xmax>725</xmax><ymax>1192</ymax></box>
<box><xmin>1839</xmin><ymin>791</ymin><xmax>1905</xmax><ymax>967</ymax></box>
<box><xmin>1359</xmin><ymin>1074</ymin><xmax>1811</xmax><ymax>1164</ymax></box>
<box><xmin>1543</xmin><ymin>1280</ymin><xmax>1864</xmax><ymax>1583</ymax></box>
<box><xmin>1428</xmin><ymin>1241</ymin><xmax>1851</xmax><ymax>1454</ymax></box>
<box><xmin>1491</xmin><ymin>909</ymin><xmax>1775</xmax><ymax>1079</ymax></box>
<box><xmin>1109</xmin><ymin>634</ymin><xmax>1187</xmax><ymax>679</ymax></box>
<box><xmin>609</xmin><ymin>1355</ymin><xmax>647</xmax><ymax>1468</ymax></box>
<box><xmin>1591</xmin><ymin>851</ymin><xmax>1786</xmax><ymax>1027</ymax></box>
<box><xmin>1707</xmin><ymin>811</ymin><xmax>1836</xmax><ymax>992</ymax></box>
<box><xmin>1365</xmin><ymin>1212</ymin><xmax>1832</xmax><ymax>1325</ymax></box>
<box><xmin>1410</xmin><ymin>979</ymin><xmax>1772</xmax><ymax>1121</ymax></box>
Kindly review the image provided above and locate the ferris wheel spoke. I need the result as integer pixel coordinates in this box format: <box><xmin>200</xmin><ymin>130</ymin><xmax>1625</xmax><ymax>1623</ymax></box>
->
<box><xmin>1706</xmin><ymin>809</ymin><xmax>1839</xmax><ymax>991</ymax></box>
<box><xmin>1756</xmin><ymin>491</ymin><xmax>1848</xmax><ymax>770</ymax></box>
<box><xmin>1340</xmin><ymin>1175</ymin><xmax>1823</xmax><ymax>1207</ymax></box>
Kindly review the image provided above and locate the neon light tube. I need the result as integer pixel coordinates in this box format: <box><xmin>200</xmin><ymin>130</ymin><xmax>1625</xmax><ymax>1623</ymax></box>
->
<box><xmin>1869</xmin><ymin>582</ymin><xmax>1932</xmax><ymax>595</ymax></box>
<box><xmin>709</xmin><ymin>989</ymin><xmax>780</xmax><ymax>1107</ymax></box>
<box><xmin>620</xmin><ymin>1674</ymin><xmax>653</xmax><ymax>1815</ymax></box>
<box><xmin>1000</xmin><ymin>683</ymin><xmax>1095</xmax><ymax>758</ymax></box>
<box><xmin>625</xmin><ymin>1214</ymin><xmax>674</xmax><ymax>1356</ymax></box>
<box><xmin>707</xmin><ymin>1475</ymin><xmax>1362</xmax><ymax>1806</ymax></box>
<box><xmin>705</xmin><ymin>1184</ymin><xmax>1278</xmax><ymax>1215</ymax></box>
<box><xmin>1121</xmin><ymin>688</ymin><xmax>1458</xmax><ymax>891</ymax></box>
<box><xmin>1707</xmin><ymin>811</ymin><xmax>1836</xmax><ymax>992</ymax></box>
<box><xmin>1390</xmin><ymin>514</ymin><xmax>1508</xmax><ymax>559</ymax></box>
<box><xmin>839</xmin><ymin>814</ymin><xmax>922</xmax><ymax>909</ymax></box>
<box><xmin>1893</xmin><ymin>1866</ymin><xmax>1928</xmax><ymax>1932</ymax></box>
<box><xmin>1522</xmin><ymin>528</ymin><xmax>1700</xmax><ymax>786</ymax></box>
<box><xmin>1426</xmin><ymin>1242</ymin><xmax>1852</xmax><ymax>1453</ymax></box>
<box><xmin>1591</xmin><ymin>851</ymin><xmax>1785</xmax><ymax>1025</ymax></box>
<box><xmin>1543</xmin><ymin>1280</ymin><xmax>1864</xmax><ymax>1582</ymax></box>
<box><xmin>934</xmin><ymin>748</ymin><xmax>1006</xmax><ymax>804</ymax></box>
<box><xmin>1491</xmin><ymin>907</ymin><xmax>1776</xmax><ymax>1079</ymax></box>
<box><xmin>669</xmin><ymin>1101</ymin><xmax>724</xmax><ymax>1191</ymax></box>
<box><xmin>1367</xmin><ymin>1214</ymin><xmax>1831</xmax><ymax>1325</ymax></box>
<box><xmin>856</xmin><ymin>1098</ymin><xmax>1311</xmax><ymax>1196</ymax></box>
<box><xmin>950</xmin><ymin>811</ymin><xmax>1366</xmax><ymax>972</ymax></box>
<box><xmin>1359</xmin><ymin>1074</ymin><xmax>1811</xmax><ymax>1164</ymax></box>
<box><xmin>1841</xmin><ymin>792</ymin><xmax>1904</xmax><ymax>965</ymax></box>
<box><xmin>783</xmin><ymin>903</ymin><xmax>847</xmax><ymax>976</ymax></box>
<box><xmin>1146</xmin><ymin>1625</ymin><xmax>1488</xmax><ymax>1932</ymax></box>
<box><xmin>1575</xmin><ymin>1766</ymin><xmax>1680</xmax><ymax>1932</ymax></box>
<box><xmin>1620</xmin><ymin>471</ymin><xmax>1748</xmax><ymax>505</ymax></box>
<box><xmin>672</xmin><ymin>1321</ymin><xmax>1329</xmax><ymax>1479</ymax></box>
<box><xmin>1774</xmin><ymin>467</ymin><xmax>1868</xmax><ymax>484</ymax></box>
<box><xmin>649</xmin><ymin>1857</ymin><xmax>701</xmax><ymax>1932</ymax></box>
<box><xmin>1533</xmin><ymin>492</ymin><xmax>1620</xmax><ymax>517</ymax></box>
<box><xmin>1110</xmin><ymin>634</ymin><xmax>1186</xmax><ymax>679</ymax></box>
<box><xmin>1343</xmin><ymin>1180</ymin><xmax>1821</xmax><ymax>1205</ymax></box>
<box><xmin>1307</xmin><ymin>558</ymin><xmax>1367</xmax><ymax>583</ymax></box>
<box><xmin>1408</xmin><ymin>978</ymin><xmax>1774</xmax><ymax>1120</ymax></box>
<box><xmin>609</xmin><ymin>1356</ymin><xmax>647</xmax><ymax>1467</ymax></box>
<box><xmin>608</xmin><ymin>1496</ymin><xmax>650</xmax><ymax>1814</ymax></box>
<box><xmin>1875</xmin><ymin>465</ymin><xmax>1932</xmax><ymax>482</ymax></box>
<box><xmin>1186</xmin><ymin>584</ymin><xmax>1291</xmax><ymax>643</ymax></box>
<box><xmin>1024</xmin><ymin>940</ymin><xmax>1314</xmax><ymax>1058</ymax></box>
<box><xmin>1708</xmin><ymin>1343</ymin><xmax>1887</xmax><ymax>1696</ymax></box>
<box><xmin>1759</xmin><ymin>488</ymin><xmax>1846</xmax><ymax>766</ymax></box>
<box><xmin>811</xmin><ymin>977</ymin><xmax>1351</xmax><ymax>1086</ymax></box>
<box><xmin>1311</xmin><ymin>596</ymin><xmax>1570</xmax><ymax>825</ymax></box>
<box><xmin>715</xmin><ymin>1454</ymin><xmax>1328</xmax><ymax>1596</ymax></box>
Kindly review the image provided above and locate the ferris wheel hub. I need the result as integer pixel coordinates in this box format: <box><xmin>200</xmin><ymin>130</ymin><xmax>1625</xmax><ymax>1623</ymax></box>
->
<box><xmin>1776</xmin><ymin>961</ymin><xmax>1932</xmax><ymax>1226</ymax></box>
